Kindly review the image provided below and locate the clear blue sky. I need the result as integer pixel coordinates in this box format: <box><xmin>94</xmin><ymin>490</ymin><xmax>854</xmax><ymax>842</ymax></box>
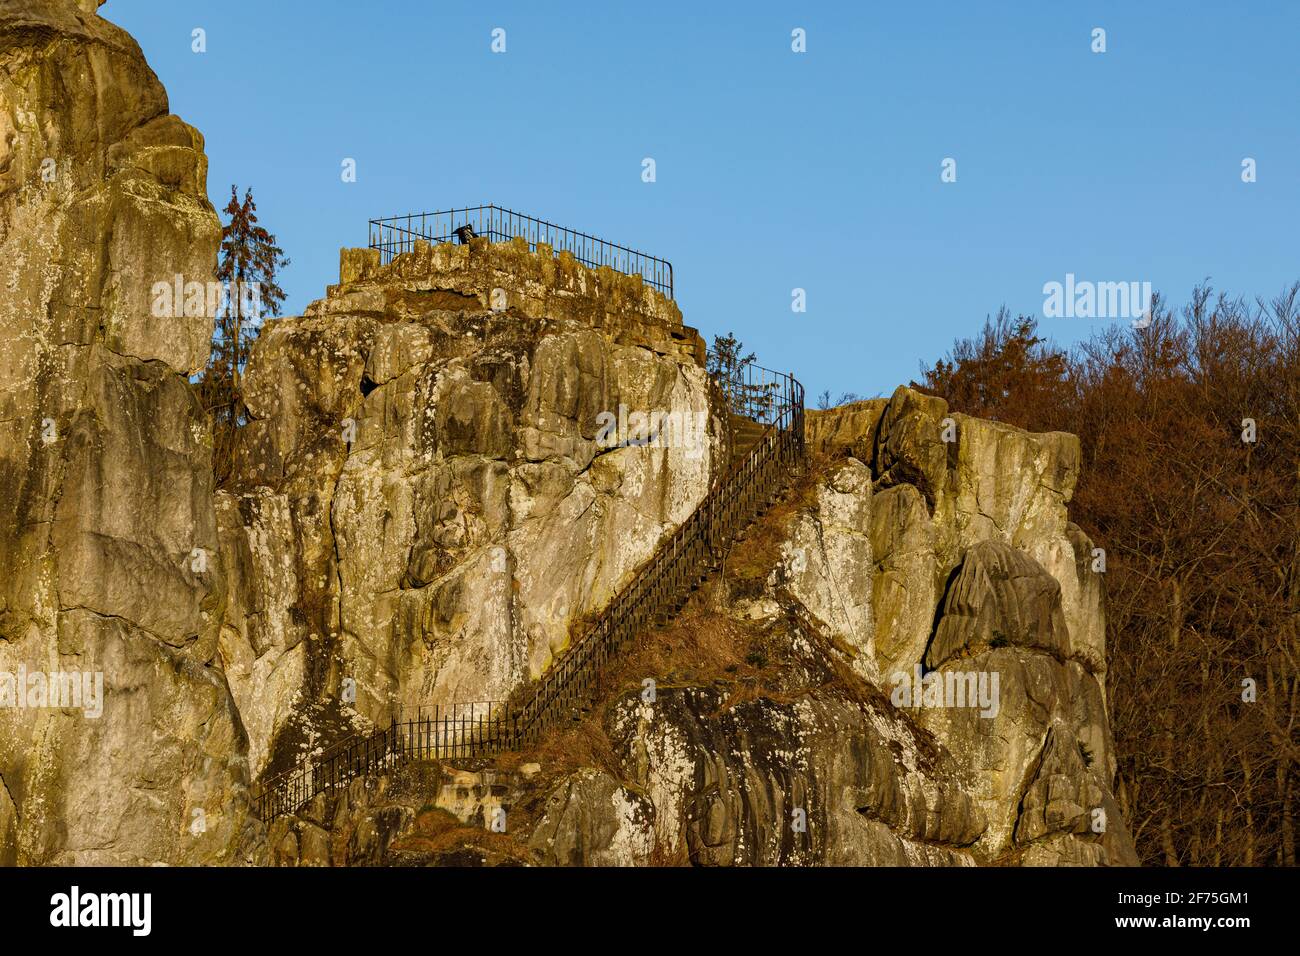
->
<box><xmin>108</xmin><ymin>0</ymin><xmax>1299</xmax><ymax>400</ymax></box>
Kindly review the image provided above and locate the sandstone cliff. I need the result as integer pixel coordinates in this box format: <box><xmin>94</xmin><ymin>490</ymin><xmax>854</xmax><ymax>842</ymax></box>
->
<box><xmin>0</xmin><ymin>0</ymin><xmax>249</xmax><ymax>864</ymax></box>
<box><xmin>0</xmin><ymin>0</ymin><xmax>1136</xmax><ymax>868</ymax></box>
<box><xmin>264</xmin><ymin>393</ymin><xmax>1136</xmax><ymax>867</ymax></box>
<box><xmin>220</xmin><ymin>240</ymin><xmax>718</xmax><ymax>782</ymax></box>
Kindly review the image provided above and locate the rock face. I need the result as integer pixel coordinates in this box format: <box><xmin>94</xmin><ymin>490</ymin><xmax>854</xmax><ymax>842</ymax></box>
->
<box><xmin>608</xmin><ymin>686</ymin><xmax>985</xmax><ymax>866</ymax></box>
<box><xmin>526</xmin><ymin>768</ymin><xmax>654</xmax><ymax>867</ymax></box>
<box><xmin>0</xmin><ymin>0</ymin><xmax>250</xmax><ymax>864</ymax></box>
<box><xmin>219</xmin><ymin>244</ymin><xmax>719</xmax><ymax>782</ymax></box>
<box><xmin>587</xmin><ymin>386</ymin><xmax>1135</xmax><ymax>866</ymax></box>
<box><xmin>275</xmin><ymin>388</ymin><xmax>1135</xmax><ymax>867</ymax></box>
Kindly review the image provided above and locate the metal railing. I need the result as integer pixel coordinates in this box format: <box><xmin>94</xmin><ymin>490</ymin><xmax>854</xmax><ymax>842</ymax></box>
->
<box><xmin>708</xmin><ymin>353</ymin><xmax>797</xmax><ymax>425</ymax></box>
<box><xmin>508</xmin><ymin>357</ymin><xmax>803</xmax><ymax>744</ymax></box>
<box><xmin>254</xmin><ymin>703</ymin><xmax>509</xmax><ymax>821</ymax></box>
<box><xmin>253</xmin><ymin>360</ymin><xmax>803</xmax><ymax>821</ymax></box>
<box><xmin>368</xmin><ymin>205</ymin><xmax>675</xmax><ymax>299</ymax></box>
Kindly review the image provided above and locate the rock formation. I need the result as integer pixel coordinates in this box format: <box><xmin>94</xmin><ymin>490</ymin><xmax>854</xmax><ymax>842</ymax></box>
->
<box><xmin>265</xmin><ymin>392</ymin><xmax>1136</xmax><ymax>867</ymax></box>
<box><xmin>0</xmin><ymin>0</ymin><xmax>249</xmax><ymax>864</ymax></box>
<box><xmin>0</xmin><ymin>0</ymin><xmax>1137</xmax><ymax>867</ymax></box>
<box><xmin>218</xmin><ymin>238</ymin><xmax>718</xmax><ymax>783</ymax></box>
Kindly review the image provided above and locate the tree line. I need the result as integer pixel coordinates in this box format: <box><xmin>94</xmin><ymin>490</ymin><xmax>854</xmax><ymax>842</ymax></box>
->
<box><xmin>916</xmin><ymin>289</ymin><xmax>1298</xmax><ymax>866</ymax></box>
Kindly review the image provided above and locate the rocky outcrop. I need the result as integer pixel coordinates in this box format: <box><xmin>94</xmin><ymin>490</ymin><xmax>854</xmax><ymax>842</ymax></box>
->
<box><xmin>608</xmin><ymin>685</ymin><xmax>984</xmax><ymax>866</ymax></box>
<box><xmin>371</xmin><ymin>387</ymin><xmax>1127</xmax><ymax>869</ymax></box>
<box><xmin>337</xmin><ymin>238</ymin><xmax>687</xmax><ymax>340</ymax></box>
<box><xmin>755</xmin><ymin>388</ymin><xmax>1134</xmax><ymax>865</ymax></box>
<box><xmin>806</xmin><ymin>398</ymin><xmax>886</xmax><ymax>462</ymax></box>
<box><xmin>219</xmin><ymin>250</ymin><xmax>721</xmax><ymax>783</ymax></box>
<box><xmin>0</xmin><ymin>0</ymin><xmax>250</xmax><ymax>864</ymax></box>
<box><xmin>281</xmin><ymin>382</ymin><xmax>1136</xmax><ymax>867</ymax></box>
<box><xmin>924</xmin><ymin>540</ymin><xmax>1071</xmax><ymax>670</ymax></box>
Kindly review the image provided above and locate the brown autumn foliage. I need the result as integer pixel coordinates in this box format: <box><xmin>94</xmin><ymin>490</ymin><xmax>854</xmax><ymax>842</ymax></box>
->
<box><xmin>917</xmin><ymin>285</ymin><xmax>1299</xmax><ymax>866</ymax></box>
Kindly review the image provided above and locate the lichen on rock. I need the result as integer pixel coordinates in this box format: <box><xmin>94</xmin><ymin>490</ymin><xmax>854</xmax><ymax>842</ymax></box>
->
<box><xmin>0</xmin><ymin>0</ymin><xmax>249</xmax><ymax>865</ymax></box>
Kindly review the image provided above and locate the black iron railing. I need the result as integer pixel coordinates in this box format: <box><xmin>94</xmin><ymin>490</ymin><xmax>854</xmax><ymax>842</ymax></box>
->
<box><xmin>253</xmin><ymin>359</ymin><xmax>803</xmax><ymax>821</ymax></box>
<box><xmin>708</xmin><ymin>353</ymin><xmax>794</xmax><ymax>425</ymax></box>
<box><xmin>368</xmin><ymin>205</ymin><xmax>675</xmax><ymax>299</ymax></box>
<box><xmin>254</xmin><ymin>703</ymin><xmax>507</xmax><ymax>821</ymax></box>
<box><xmin>507</xmin><ymin>358</ymin><xmax>803</xmax><ymax>745</ymax></box>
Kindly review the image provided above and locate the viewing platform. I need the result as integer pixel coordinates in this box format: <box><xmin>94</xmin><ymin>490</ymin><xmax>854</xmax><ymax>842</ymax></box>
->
<box><xmin>314</xmin><ymin>204</ymin><xmax>697</xmax><ymax>363</ymax></box>
<box><xmin>368</xmin><ymin>205</ymin><xmax>674</xmax><ymax>299</ymax></box>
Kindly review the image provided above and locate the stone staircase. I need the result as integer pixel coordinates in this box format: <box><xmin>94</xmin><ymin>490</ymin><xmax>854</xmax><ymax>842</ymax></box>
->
<box><xmin>254</xmin><ymin>356</ymin><xmax>804</xmax><ymax>821</ymax></box>
<box><xmin>729</xmin><ymin>413</ymin><xmax>769</xmax><ymax>469</ymax></box>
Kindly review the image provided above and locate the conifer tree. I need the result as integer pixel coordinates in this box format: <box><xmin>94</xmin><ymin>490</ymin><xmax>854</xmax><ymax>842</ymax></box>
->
<box><xmin>708</xmin><ymin>332</ymin><xmax>776</xmax><ymax>417</ymax></box>
<box><xmin>199</xmin><ymin>185</ymin><xmax>289</xmax><ymax>481</ymax></box>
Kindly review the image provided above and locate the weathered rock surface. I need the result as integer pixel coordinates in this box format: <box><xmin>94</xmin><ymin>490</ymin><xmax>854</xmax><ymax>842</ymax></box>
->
<box><xmin>778</xmin><ymin>459</ymin><xmax>877</xmax><ymax>678</ymax></box>
<box><xmin>868</xmin><ymin>483</ymin><xmax>937</xmax><ymax>679</ymax></box>
<box><xmin>924</xmin><ymin>540</ymin><xmax>1071</xmax><ymax>670</ymax></box>
<box><xmin>0</xmin><ymin>0</ymin><xmax>251</xmax><ymax>864</ymax></box>
<box><xmin>526</xmin><ymin>768</ymin><xmax>654</xmax><ymax>867</ymax></box>
<box><xmin>763</xmin><ymin>390</ymin><xmax>1135</xmax><ymax>865</ymax></box>
<box><xmin>220</xmin><ymin>250</ymin><xmax>721</xmax><ymax>782</ymax></box>
<box><xmin>461</xmin><ymin>391</ymin><xmax>1131</xmax><ymax>867</ymax></box>
<box><xmin>806</xmin><ymin>398</ymin><xmax>887</xmax><ymax>462</ymax></box>
<box><xmin>0</xmin><ymin>2</ymin><xmax>1136</xmax><ymax>868</ymax></box>
<box><xmin>610</xmin><ymin>686</ymin><xmax>983</xmax><ymax>866</ymax></box>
